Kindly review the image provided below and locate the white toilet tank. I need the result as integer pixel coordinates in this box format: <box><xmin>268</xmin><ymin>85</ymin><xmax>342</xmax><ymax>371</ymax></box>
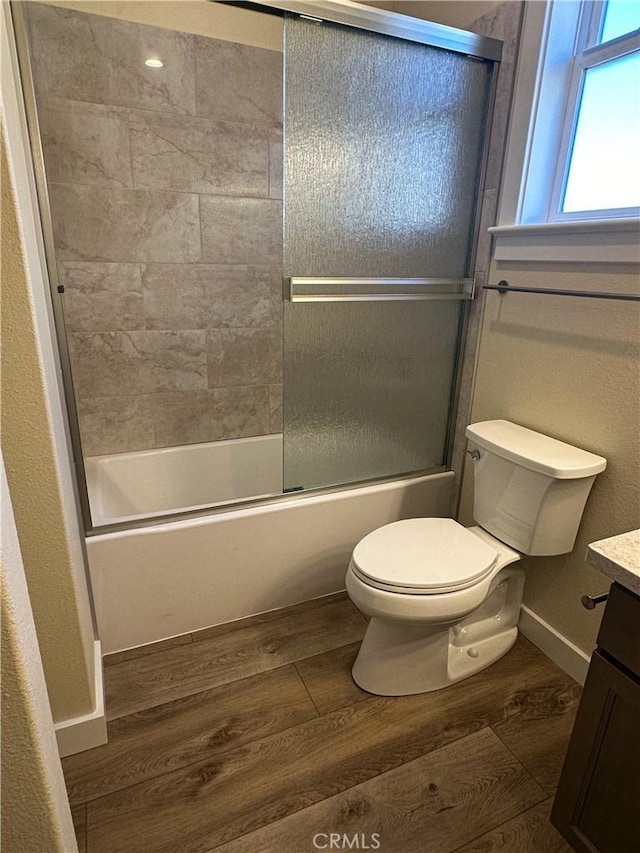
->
<box><xmin>465</xmin><ymin>420</ymin><xmax>607</xmax><ymax>556</ymax></box>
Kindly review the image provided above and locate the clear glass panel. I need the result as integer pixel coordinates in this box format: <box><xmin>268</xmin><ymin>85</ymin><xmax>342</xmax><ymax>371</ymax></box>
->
<box><xmin>24</xmin><ymin>1</ymin><xmax>285</xmax><ymax>525</ymax></box>
<box><xmin>600</xmin><ymin>0</ymin><xmax>640</xmax><ymax>43</ymax></box>
<box><xmin>283</xmin><ymin>16</ymin><xmax>492</xmax><ymax>490</ymax></box>
<box><xmin>563</xmin><ymin>52</ymin><xmax>640</xmax><ymax>213</ymax></box>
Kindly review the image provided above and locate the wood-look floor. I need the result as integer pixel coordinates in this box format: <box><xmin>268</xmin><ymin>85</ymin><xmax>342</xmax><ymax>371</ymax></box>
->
<box><xmin>65</xmin><ymin>595</ymin><xmax>577</xmax><ymax>853</ymax></box>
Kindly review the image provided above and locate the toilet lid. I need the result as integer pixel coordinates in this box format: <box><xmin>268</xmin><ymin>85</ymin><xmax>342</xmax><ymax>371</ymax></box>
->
<box><xmin>351</xmin><ymin>518</ymin><xmax>498</xmax><ymax>594</ymax></box>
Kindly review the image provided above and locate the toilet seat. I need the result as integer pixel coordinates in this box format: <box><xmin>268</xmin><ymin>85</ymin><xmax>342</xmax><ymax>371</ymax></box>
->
<box><xmin>351</xmin><ymin>518</ymin><xmax>498</xmax><ymax>595</ymax></box>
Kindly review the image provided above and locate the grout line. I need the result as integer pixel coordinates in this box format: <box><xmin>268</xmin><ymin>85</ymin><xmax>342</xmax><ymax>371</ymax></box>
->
<box><xmin>39</xmin><ymin>95</ymin><xmax>282</xmax><ymax>134</ymax></box>
<box><xmin>197</xmin><ymin>192</ymin><xmax>203</xmax><ymax>264</ymax></box>
<box><xmin>61</xmin><ymin>260</ymin><xmax>278</xmax><ymax>269</ymax></box>
<box><xmin>49</xmin><ymin>180</ymin><xmax>278</xmax><ymax>203</ymax></box>
<box><xmin>126</xmin><ymin>114</ymin><xmax>135</xmax><ymax>190</ymax></box>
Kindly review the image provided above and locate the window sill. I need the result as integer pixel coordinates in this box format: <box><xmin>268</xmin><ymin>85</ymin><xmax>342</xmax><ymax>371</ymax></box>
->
<box><xmin>488</xmin><ymin>218</ymin><xmax>640</xmax><ymax>264</ymax></box>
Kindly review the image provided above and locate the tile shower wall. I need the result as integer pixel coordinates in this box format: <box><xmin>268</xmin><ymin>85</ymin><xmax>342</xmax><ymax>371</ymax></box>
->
<box><xmin>27</xmin><ymin>3</ymin><xmax>283</xmax><ymax>456</ymax></box>
<box><xmin>447</xmin><ymin>0</ymin><xmax>523</xmax><ymax>513</ymax></box>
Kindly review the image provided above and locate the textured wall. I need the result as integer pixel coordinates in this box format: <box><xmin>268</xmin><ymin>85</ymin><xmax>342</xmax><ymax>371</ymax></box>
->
<box><xmin>27</xmin><ymin>3</ymin><xmax>283</xmax><ymax>457</ymax></box>
<box><xmin>448</xmin><ymin>2</ymin><xmax>640</xmax><ymax>656</ymax></box>
<box><xmin>1</xmin><ymin>129</ymin><xmax>94</xmax><ymax>721</ymax></box>
<box><xmin>391</xmin><ymin>1</ymin><xmax>504</xmax><ymax>29</ymax></box>
<box><xmin>460</xmin><ymin>264</ymin><xmax>640</xmax><ymax>654</ymax></box>
<box><xmin>1</xmin><ymin>462</ymin><xmax>77</xmax><ymax>853</ymax></box>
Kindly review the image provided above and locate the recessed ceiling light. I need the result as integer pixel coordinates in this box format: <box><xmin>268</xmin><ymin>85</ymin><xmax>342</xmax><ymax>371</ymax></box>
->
<box><xmin>145</xmin><ymin>58</ymin><xmax>163</xmax><ymax>68</ymax></box>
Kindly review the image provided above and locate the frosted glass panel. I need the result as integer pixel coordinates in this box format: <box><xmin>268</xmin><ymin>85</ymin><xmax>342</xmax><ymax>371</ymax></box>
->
<box><xmin>284</xmin><ymin>17</ymin><xmax>492</xmax><ymax>278</ymax></box>
<box><xmin>563</xmin><ymin>52</ymin><xmax>640</xmax><ymax>212</ymax></box>
<box><xmin>283</xmin><ymin>301</ymin><xmax>462</xmax><ymax>490</ymax></box>
<box><xmin>283</xmin><ymin>16</ymin><xmax>493</xmax><ymax>491</ymax></box>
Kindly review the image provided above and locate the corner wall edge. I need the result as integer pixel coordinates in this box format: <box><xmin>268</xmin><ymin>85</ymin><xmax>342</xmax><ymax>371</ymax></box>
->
<box><xmin>54</xmin><ymin>640</ymin><xmax>107</xmax><ymax>757</ymax></box>
<box><xmin>518</xmin><ymin>604</ymin><xmax>591</xmax><ymax>685</ymax></box>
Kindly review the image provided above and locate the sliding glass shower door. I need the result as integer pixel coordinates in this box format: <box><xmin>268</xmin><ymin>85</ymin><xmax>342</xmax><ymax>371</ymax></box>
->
<box><xmin>17</xmin><ymin>0</ymin><xmax>498</xmax><ymax>527</ymax></box>
<box><xmin>283</xmin><ymin>16</ymin><xmax>494</xmax><ymax>491</ymax></box>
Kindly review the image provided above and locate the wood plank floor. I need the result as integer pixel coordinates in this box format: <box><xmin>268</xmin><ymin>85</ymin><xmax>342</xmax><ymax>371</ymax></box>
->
<box><xmin>65</xmin><ymin>595</ymin><xmax>576</xmax><ymax>853</ymax></box>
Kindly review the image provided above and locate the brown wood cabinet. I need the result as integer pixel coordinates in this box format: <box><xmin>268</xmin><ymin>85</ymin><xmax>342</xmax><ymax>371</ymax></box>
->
<box><xmin>551</xmin><ymin>583</ymin><xmax>640</xmax><ymax>852</ymax></box>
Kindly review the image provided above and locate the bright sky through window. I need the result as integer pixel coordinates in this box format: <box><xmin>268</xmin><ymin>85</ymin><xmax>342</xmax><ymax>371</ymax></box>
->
<box><xmin>600</xmin><ymin>0</ymin><xmax>640</xmax><ymax>44</ymax></box>
<box><xmin>562</xmin><ymin>50</ymin><xmax>640</xmax><ymax>213</ymax></box>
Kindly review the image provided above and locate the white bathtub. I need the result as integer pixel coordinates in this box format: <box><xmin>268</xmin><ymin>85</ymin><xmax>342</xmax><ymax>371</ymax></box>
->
<box><xmin>86</xmin><ymin>435</ymin><xmax>283</xmax><ymax>526</ymax></box>
<box><xmin>85</xmin><ymin>439</ymin><xmax>455</xmax><ymax>654</ymax></box>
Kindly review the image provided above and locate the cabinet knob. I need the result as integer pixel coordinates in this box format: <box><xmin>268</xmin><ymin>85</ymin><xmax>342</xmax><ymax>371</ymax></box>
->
<box><xmin>581</xmin><ymin>593</ymin><xmax>609</xmax><ymax>610</ymax></box>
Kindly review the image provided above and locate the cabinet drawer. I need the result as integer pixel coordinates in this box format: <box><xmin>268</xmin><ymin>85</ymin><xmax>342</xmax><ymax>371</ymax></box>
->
<box><xmin>597</xmin><ymin>583</ymin><xmax>640</xmax><ymax>677</ymax></box>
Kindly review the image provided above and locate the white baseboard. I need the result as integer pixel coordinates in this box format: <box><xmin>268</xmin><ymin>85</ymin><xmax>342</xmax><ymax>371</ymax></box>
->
<box><xmin>518</xmin><ymin>605</ymin><xmax>591</xmax><ymax>685</ymax></box>
<box><xmin>55</xmin><ymin>641</ymin><xmax>107</xmax><ymax>757</ymax></box>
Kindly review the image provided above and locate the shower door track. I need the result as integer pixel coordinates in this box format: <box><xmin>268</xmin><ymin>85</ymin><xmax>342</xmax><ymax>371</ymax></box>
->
<box><xmin>221</xmin><ymin>1</ymin><xmax>502</xmax><ymax>61</ymax></box>
<box><xmin>10</xmin><ymin>0</ymin><xmax>500</xmax><ymax>535</ymax></box>
<box><xmin>82</xmin><ymin>466</ymin><xmax>448</xmax><ymax>537</ymax></box>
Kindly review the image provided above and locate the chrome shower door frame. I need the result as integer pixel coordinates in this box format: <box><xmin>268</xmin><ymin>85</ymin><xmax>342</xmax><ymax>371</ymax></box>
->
<box><xmin>10</xmin><ymin>0</ymin><xmax>501</xmax><ymax>534</ymax></box>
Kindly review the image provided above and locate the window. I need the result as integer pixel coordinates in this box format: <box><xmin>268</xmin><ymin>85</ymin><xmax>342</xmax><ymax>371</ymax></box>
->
<box><xmin>553</xmin><ymin>0</ymin><xmax>640</xmax><ymax>220</ymax></box>
<box><xmin>491</xmin><ymin>0</ymin><xmax>640</xmax><ymax>262</ymax></box>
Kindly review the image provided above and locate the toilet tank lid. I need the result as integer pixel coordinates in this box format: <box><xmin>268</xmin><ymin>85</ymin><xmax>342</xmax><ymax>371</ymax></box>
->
<box><xmin>465</xmin><ymin>420</ymin><xmax>607</xmax><ymax>479</ymax></box>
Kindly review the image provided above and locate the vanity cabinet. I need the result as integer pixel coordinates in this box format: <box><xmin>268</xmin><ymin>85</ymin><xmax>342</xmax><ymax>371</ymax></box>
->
<box><xmin>551</xmin><ymin>582</ymin><xmax>640</xmax><ymax>852</ymax></box>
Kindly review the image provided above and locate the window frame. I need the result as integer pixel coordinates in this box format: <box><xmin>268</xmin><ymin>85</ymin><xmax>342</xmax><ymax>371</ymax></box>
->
<box><xmin>548</xmin><ymin>3</ymin><xmax>640</xmax><ymax>222</ymax></box>
<box><xmin>490</xmin><ymin>0</ymin><xmax>640</xmax><ymax>264</ymax></box>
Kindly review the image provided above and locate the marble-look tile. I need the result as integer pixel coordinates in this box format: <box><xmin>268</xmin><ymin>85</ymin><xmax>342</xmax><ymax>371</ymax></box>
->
<box><xmin>39</xmin><ymin>100</ymin><xmax>133</xmax><ymax>188</ymax></box>
<box><xmin>141</xmin><ymin>264</ymin><xmax>281</xmax><ymax>330</ymax></box>
<box><xmin>269</xmin><ymin>142</ymin><xmax>283</xmax><ymax>200</ymax></box>
<box><xmin>269</xmin><ymin>384</ymin><xmax>283</xmax><ymax>434</ymax></box>
<box><xmin>50</xmin><ymin>185</ymin><xmax>200</xmax><ymax>263</ymax></box>
<box><xmin>207</xmin><ymin>328</ymin><xmax>282</xmax><ymax>388</ymax></box>
<box><xmin>77</xmin><ymin>395</ymin><xmax>155</xmax><ymax>456</ymax></box>
<box><xmin>152</xmin><ymin>387</ymin><xmax>270</xmax><ymax>447</ymax></box>
<box><xmin>27</xmin><ymin>4</ymin><xmax>195</xmax><ymax>114</ymax></box>
<box><xmin>469</xmin><ymin>2</ymin><xmax>524</xmax><ymax>190</ymax></box>
<box><xmin>471</xmin><ymin>1</ymin><xmax>523</xmax><ymax>47</ymax></box>
<box><xmin>129</xmin><ymin>113</ymin><xmax>270</xmax><ymax>196</ymax></box>
<box><xmin>68</xmin><ymin>331</ymin><xmax>207</xmax><ymax>398</ymax></box>
<box><xmin>200</xmin><ymin>197</ymin><xmax>282</xmax><ymax>266</ymax></box>
<box><xmin>448</xmin><ymin>272</ymin><xmax>488</xmax><ymax>515</ymax></box>
<box><xmin>195</xmin><ymin>36</ymin><xmax>282</xmax><ymax>126</ymax></box>
<box><xmin>59</xmin><ymin>263</ymin><xmax>144</xmax><ymax>333</ymax></box>
<box><xmin>474</xmin><ymin>188</ymin><xmax>498</xmax><ymax>276</ymax></box>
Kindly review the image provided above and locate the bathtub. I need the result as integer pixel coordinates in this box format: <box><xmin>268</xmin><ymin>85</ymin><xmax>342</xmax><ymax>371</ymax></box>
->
<box><xmin>85</xmin><ymin>439</ymin><xmax>455</xmax><ymax>654</ymax></box>
<box><xmin>86</xmin><ymin>434</ymin><xmax>283</xmax><ymax>526</ymax></box>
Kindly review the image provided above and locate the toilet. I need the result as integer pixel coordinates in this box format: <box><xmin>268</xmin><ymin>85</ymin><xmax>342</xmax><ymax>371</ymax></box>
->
<box><xmin>346</xmin><ymin>420</ymin><xmax>606</xmax><ymax>696</ymax></box>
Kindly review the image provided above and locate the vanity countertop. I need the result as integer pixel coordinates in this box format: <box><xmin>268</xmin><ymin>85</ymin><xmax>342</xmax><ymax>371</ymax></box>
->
<box><xmin>586</xmin><ymin>529</ymin><xmax>640</xmax><ymax>595</ymax></box>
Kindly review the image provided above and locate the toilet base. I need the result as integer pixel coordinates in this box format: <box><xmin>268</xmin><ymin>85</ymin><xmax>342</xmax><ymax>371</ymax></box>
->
<box><xmin>351</xmin><ymin>567</ymin><xmax>524</xmax><ymax>696</ymax></box>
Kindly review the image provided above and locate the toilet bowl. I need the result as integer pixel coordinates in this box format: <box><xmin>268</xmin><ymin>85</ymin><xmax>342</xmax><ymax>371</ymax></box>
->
<box><xmin>346</xmin><ymin>420</ymin><xmax>607</xmax><ymax>696</ymax></box>
<box><xmin>346</xmin><ymin>519</ymin><xmax>524</xmax><ymax>694</ymax></box>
